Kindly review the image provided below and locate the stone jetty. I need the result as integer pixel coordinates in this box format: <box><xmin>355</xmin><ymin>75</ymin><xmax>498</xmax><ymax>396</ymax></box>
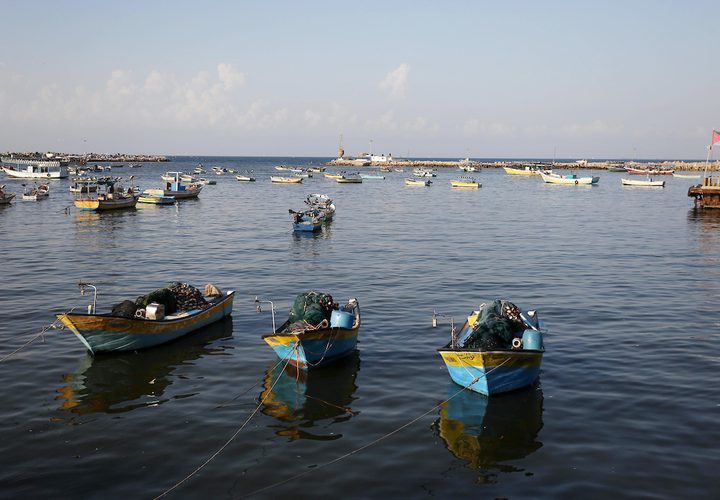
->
<box><xmin>2</xmin><ymin>151</ymin><xmax>169</xmax><ymax>164</ymax></box>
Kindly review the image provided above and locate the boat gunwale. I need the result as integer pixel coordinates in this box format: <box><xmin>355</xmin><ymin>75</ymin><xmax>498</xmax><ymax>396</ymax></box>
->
<box><xmin>261</xmin><ymin>299</ymin><xmax>361</xmax><ymax>340</ymax></box>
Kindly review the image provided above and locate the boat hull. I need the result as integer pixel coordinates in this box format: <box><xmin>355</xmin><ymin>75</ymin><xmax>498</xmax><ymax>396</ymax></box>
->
<box><xmin>450</xmin><ymin>180</ymin><xmax>481</xmax><ymax>188</ymax></box>
<box><xmin>540</xmin><ymin>172</ymin><xmax>599</xmax><ymax>185</ymax></box>
<box><xmin>57</xmin><ymin>291</ymin><xmax>235</xmax><ymax>354</ymax></box>
<box><xmin>263</xmin><ymin>325</ymin><xmax>359</xmax><ymax>368</ymax></box>
<box><xmin>438</xmin><ymin>348</ymin><xmax>543</xmax><ymax>396</ymax></box>
<box><xmin>621</xmin><ymin>178</ymin><xmax>665</xmax><ymax>187</ymax></box>
<box><xmin>405</xmin><ymin>178</ymin><xmax>430</xmax><ymax>186</ymax></box>
<box><xmin>2</xmin><ymin>166</ymin><xmax>68</xmax><ymax>178</ymax></box>
<box><xmin>74</xmin><ymin>197</ymin><xmax>138</xmax><ymax>211</ymax></box>
<box><xmin>503</xmin><ymin>166</ymin><xmax>539</xmax><ymax>176</ymax></box>
<box><xmin>626</xmin><ymin>167</ymin><xmax>674</xmax><ymax>175</ymax></box>
<box><xmin>293</xmin><ymin>221</ymin><xmax>322</xmax><ymax>231</ymax></box>
<box><xmin>271</xmin><ymin>176</ymin><xmax>303</xmax><ymax>183</ymax></box>
<box><xmin>137</xmin><ymin>195</ymin><xmax>175</xmax><ymax>204</ymax></box>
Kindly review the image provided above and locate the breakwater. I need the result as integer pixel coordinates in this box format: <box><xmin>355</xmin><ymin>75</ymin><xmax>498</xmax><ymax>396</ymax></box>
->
<box><xmin>2</xmin><ymin>151</ymin><xmax>169</xmax><ymax>163</ymax></box>
<box><xmin>327</xmin><ymin>158</ymin><xmax>720</xmax><ymax>171</ymax></box>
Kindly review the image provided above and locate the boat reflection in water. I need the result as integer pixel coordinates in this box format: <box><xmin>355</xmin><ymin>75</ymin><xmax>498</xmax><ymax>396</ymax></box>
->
<box><xmin>260</xmin><ymin>351</ymin><xmax>360</xmax><ymax>441</ymax></box>
<box><xmin>434</xmin><ymin>384</ymin><xmax>543</xmax><ymax>481</ymax></box>
<box><xmin>55</xmin><ymin>317</ymin><xmax>233</xmax><ymax>416</ymax></box>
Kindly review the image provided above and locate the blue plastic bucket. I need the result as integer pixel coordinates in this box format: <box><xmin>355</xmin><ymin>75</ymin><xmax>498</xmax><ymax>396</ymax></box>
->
<box><xmin>330</xmin><ymin>310</ymin><xmax>354</xmax><ymax>329</ymax></box>
<box><xmin>522</xmin><ymin>330</ymin><xmax>543</xmax><ymax>350</ymax></box>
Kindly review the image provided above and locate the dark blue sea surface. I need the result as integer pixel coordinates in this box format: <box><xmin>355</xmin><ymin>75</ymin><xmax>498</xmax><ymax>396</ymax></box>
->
<box><xmin>0</xmin><ymin>156</ymin><xmax>718</xmax><ymax>498</ymax></box>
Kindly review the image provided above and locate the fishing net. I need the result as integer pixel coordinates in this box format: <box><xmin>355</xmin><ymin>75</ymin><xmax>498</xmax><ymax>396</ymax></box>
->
<box><xmin>461</xmin><ymin>300</ymin><xmax>526</xmax><ymax>350</ymax></box>
<box><xmin>287</xmin><ymin>291</ymin><xmax>336</xmax><ymax>326</ymax></box>
<box><xmin>135</xmin><ymin>288</ymin><xmax>178</xmax><ymax>314</ymax></box>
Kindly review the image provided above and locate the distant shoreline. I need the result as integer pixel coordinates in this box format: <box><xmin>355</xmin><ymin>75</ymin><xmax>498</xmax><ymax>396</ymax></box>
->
<box><xmin>1</xmin><ymin>152</ymin><xmax>169</xmax><ymax>163</ymax></box>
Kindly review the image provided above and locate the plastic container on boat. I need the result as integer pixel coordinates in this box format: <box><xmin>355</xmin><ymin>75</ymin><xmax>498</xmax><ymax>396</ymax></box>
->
<box><xmin>330</xmin><ymin>310</ymin><xmax>354</xmax><ymax>329</ymax></box>
<box><xmin>522</xmin><ymin>330</ymin><xmax>543</xmax><ymax>350</ymax></box>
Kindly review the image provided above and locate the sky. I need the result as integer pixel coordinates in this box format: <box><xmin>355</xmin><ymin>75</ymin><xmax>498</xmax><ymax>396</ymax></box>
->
<box><xmin>0</xmin><ymin>0</ymin><xmax>718</xmax><ymax>159</ymax></box>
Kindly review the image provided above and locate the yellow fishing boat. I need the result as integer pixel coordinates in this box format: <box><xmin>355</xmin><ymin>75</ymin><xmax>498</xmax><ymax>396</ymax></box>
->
<box><xmin>324</xmin><ymin>172</ymin><xmax>344</xmax><ymax>180</ymax></box>
<box><xmin>450</xmin><ymin>178</ymin><xmax>481</xmax><ymax>189</ymax></box>
<box><xmin>271</xmin><ymin>176</ymin><xmax>303</xmax><ymax>184</ymax></box>
<box><xmin>405</xmin><ymin>178</ymin><xmax>431</xmax><ymax>186</ymax></box>
<box><xmin>503</xmin><ymin>166</ymin><xmax>540</xmax><ymax>176</ymax></box>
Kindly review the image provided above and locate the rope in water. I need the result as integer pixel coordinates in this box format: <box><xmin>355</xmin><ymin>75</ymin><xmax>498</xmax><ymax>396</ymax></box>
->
<box><xmin>153</xmin><ymin>342</ymin><xmax>301</xmax><ymax>500</ymax></box>
<box><xmin>214</xmin><ymin>353</ymin><xmax>291</xmax><ymax>409</ymax></box>
<box><xmin>239</xmin><ymin>357</ymin><xmax>512</xmax><ymax>499</ymax></box>
<box><xmin>0</xmin><ymin>310</ymin><xmax>74</xmax><ymax>363</ymax></box>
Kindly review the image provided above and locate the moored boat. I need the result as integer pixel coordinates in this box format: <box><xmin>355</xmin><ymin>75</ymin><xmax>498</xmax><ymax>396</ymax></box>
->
<box><xmin>503</xmin><ymin>165</ymin><xmax>539</xmax><ymax>176</ymax></box>
<box><xmin>259</xmin><ymin>293</ymin><xmax>360</xmax><ymax>368</ymax></box>
<box><xmin>271</xmin><ymin>176</ymin><xmax>303</xmax><ymax>184</ymax></box>
<box><xmin>688</xmin><ymin>175</ymin><xmax>720</xmax><ymax>208</ymax></box>
<box><xmin>0</xmin><ymin>185</ymin><xmax>15</xmax><ymax>205</ymax></box>
<box><xmin>360</xmin><ymin>173</ymin><xmax>386</xmax><ymax>180</ymax></box>
<box><xmin>305</xmin><ymin>193</ymin><xmax>335</xmax><ymax>221</ymax></box>
<box><xmin>450</xmin><ymin>177</ymin><xmax>481</xmax><ymax>189</ymax></box>
<box><xmin>235</xmin><ymin>173</ymin><xmax>256</xmax><ymax>182</ymax></box>
<box><xmin>540</xmin><ymin>171</ymin><xmax>599</xmax><ymax>185</ymax></box>
<box><xmin>437</xmin><ymin>300</ymin><xmax>545</xmax><ymax>396</ymax></box>
<box><xmin>621</xmin><ymin>178</ymin><xmax>665</xmax><ymax>187</ymax></box>
<box><xmin>673</xmin><ymin>172</ymin><xmax>701</xmax><ymax>179</ymax></box>
<box><xmin>57</xmin><ymin>282</ymin><xmax>234</xmax><ymax>354</ymax></box>
<box><xmin>626</xmin><ymin>166</ymin><xmax>674</xmax><ymax>175</ymax></box>
<box><xmin>2</xmin><ymin>159</ymin><xmax>68</xmax><ymax>179</ymax></box>
<box><xmin>137</xmin><ymin>194</ymin><xmax>176</xmax><ymax>205</ymax></box>
<box><xmin>336</xmin><ymin>173</ymin><xmax>362</xmax><ymax>183</ymax></box>
<box><xmin>21</xmin><ymin>183</ymin><xmax>50</xmax><ymax>201</ymax></box>
<box><xmin>324</xmin><ymin>172</ymin><xmax>344</xmax><ymax>180</ymax></box>
<box><xmin>289</xmin><ymin>209</ymin><xmax>323</xmax><ymax>231</ymax></box>
<box><xmin>74</xmin><ymin>179</ymin><xmax>137</xmax><ymax>210</ymax></box>
<box><xmin>145</xmin><ymin>172</ymin><xmax>202</xmax><ymax>199</ymax></box>
<box><xmin>405</xmin><ymin>177</ymin><xmax>431</xmax><ymax>186</ymax></box>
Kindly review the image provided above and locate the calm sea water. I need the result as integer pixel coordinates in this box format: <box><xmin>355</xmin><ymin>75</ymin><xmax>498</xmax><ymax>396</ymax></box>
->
<box><xmin>1</xmin><ymin>156</ymin><xmax>718</xmax><ymax>499</ymax></box>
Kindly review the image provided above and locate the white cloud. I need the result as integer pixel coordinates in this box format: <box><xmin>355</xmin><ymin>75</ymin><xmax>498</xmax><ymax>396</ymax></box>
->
<box><xmin>217</xmin><ymin>63</ymin><xmax>246</xmax><ymax>90</ymax></box>
<box><xmin>463</xmin><ymin>119</ymin><xmax>516</xmax><ymax>136</ymax></box>
<box><xmin>379</xmin><ymin>63</ymin><xmax>410</xmax><ymax>99</ymax></box>
<box><xmin>304</xmin><ymin>109</ymin><xmax>322</xmax><ymax>127</ymax></box>
<box><xmin>558</xmin><ymin>120</ymin><xmax>623</xmax><ymax>137</ymax></box>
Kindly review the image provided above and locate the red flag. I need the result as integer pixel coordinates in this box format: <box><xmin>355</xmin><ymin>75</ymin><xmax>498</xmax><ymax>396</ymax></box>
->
<box><xmin>713</xmin><ymin>129</ymin><xmax>720</xmax><ymax>146</ymax></box>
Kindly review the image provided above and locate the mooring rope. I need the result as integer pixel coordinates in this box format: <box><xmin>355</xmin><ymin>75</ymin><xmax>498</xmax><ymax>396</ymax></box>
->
<box><xmin>214</xmin><ymin>354</ymin><xmax>291</xmax><ymax>409</ymax></box>
<box><xmin>154</xmin><ymin>342</ymin><xmax>301</xmax><ymax>500</ymax></box>
<box><xmin>240</xmin><ymin>357</ymin><xmax>511</xmax><ymax>498</ymax></box>
<box><xmin>0</xmin><ymin>309</ymin><xmax>75</xmax><ymax>363</ymax></box>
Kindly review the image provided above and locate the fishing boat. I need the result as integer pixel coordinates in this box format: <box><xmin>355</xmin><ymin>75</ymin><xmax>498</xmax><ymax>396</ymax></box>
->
<box><xmin>688</xmin><ymin>176</ymin><xmax>720</xmax><ymax>208</ymax></box>
<box><xmin>235</xmin><ymin>173</ymin><xmax>256</xmax><ymax>182</ymax></box>
<box><xmin>336</xmin><ymin>174</ymin><xmax>362</xmax><ymax>184</ymax></box>
<box><xmin>21</xmin><ymin>183</ymin><xmax>50</xmax><ymax>201</ymax></box>
<box><xmin>161</xmin><ymin>172</ymin><xmax>177</xmax><ymax>182</ymax></box>
<box><xmin>673</xmin><ymin>172</ymin><xmax>701</xmax><ymax>179</ymax></box>
<box><xmin>413</xmin><ymin>168</ymin><xmax>436</xmax><ymax>177</ymax></box>
<box><xmin>360</xmin><ymin>173</ymin><xmax>386</xmax><ymax>180</ymax></box>
<box><xmin>57</xmin><ymin>282</ymin><xmax>235</xmax><ymax>354</ymax></box>
<box><xmin>405</xmin><ymin>178</ymin><xmax>431</xmax><ymax>186</ymax></box>
<box><xmin>503</xmin><ymin>165</ymin><xmax>539</xmax><ymax>176</ymax></box>
<box><xmin>137</xmin><ymin>194</ymin><xmax>176</xmax><ymax>205</ymax></box>
<box><xmin>275</xmin><ymin>165</ymin><xmax>293</xmax><ymax>171</ymax></box>
<box><xmin>289</xmin><ymin>209</ymin><xmax>323</xmax><ymax>231</ymax></box>
<box><xmin>626</xmin><ymin>166</ymin><xmax>674</xmax><ymax>175</ymax></box>
<box><xmin>129</xmin><ymin>163</ymin><xmax>143</xmax><ymax>168</ymax></box>
<box><xmin>307</xmin><ymin>166</ymin><xmax>326</xmax><ymax>173</ymax></box>
<box><xmin>180</xmin><ymin>174</ymin><xmax>197</xmax><ymax>182</ymax></box>
<box><xmin>0</xmin><ymin>185</ymin><xmax>15</xmax><ymax>205</ymax></box>
<box><xmin>436</xmin><ymin>300</ymin><xmax>545</xmax><ymax>396</ymax></box>
<box><xmin>145</xmin><ymin>172</ymin><xmax>202</xmax><ymax>199</ymax></box>
<box><xmin>324</xmin><ymin>172</ymin><xmax>344</xmax><ymax>180</ymax></box>
<box><xmin>258</xmin><ymin>294</ymin><xmax>360</xmax><ymax>368</ymax></box>
<box><xmin>1</xmin><ymin>159</ymin><xmax>68</xmax><ymax>179</ymax></box>
<box><xmin>621</xmin><ymin>178</ymin><xmax>665</xmax><ymax>187</ymax></box>
<box><xmin>540</xmin><ymin>171</ymin><xmax>599</xmax><ymax>185</ymax></box>
<box><xmin>74</xmin><ymin>179</ymin><xmax>137</xmax><ymax>211</ymax></box>
<box><xmin>198</xmin><ymin>178</ymin><xmax>216</xmax><ymax>185</ymax></box>
<box><xmin>459</xmin><ymin>165</ymin><xmax>479</xmax><ymax>172</ymax></box>
<box><xmin>271</xmin><ymin>176</ymin><xmax>303</xmax><ymax>184</ymax></box>
<box><xmin>450</xmin><ymin>178</ymin><xmax>481</xmax><ymax>189</ymax></box>
<box><xmin>606</xmin><ymin>164</ymin><xmax>627</xmax><ymax>172</ymax></box>
<box><xmin>305</xmin><ymin>193</ymin><xmax>336</xmax><ymax>221</ymax></box>
<box><xmin>69</xmin><ymin>178</ymin><xmax>98</xmax><ymax>193</ymax></box>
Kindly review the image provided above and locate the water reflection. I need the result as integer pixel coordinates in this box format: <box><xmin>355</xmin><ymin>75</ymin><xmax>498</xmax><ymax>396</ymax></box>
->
<box><xmin>434</xmin><ymin>384</ymin><xmax>543</xmax><ymax>482</ymax></box>
<box><xmin>260</xmin><ymin>352</ymin><xmax>360</xmax><ymax>441</ymax></box>
<box><xmin>687</xmin><ymin>208</ymin><xmax>720</xmax><ymax>264</ymax></box>
<box><xmin>55</xmin><ymin>317</ymin><xmax>233</xmax><ymax>416</ymax></box>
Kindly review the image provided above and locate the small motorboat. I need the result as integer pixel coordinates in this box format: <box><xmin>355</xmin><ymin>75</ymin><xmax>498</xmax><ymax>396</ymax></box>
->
<box><xmin>450</xmin><ymin>178</ymin><xmax>481</xmax><ymax>189</ymax></box>
<box><xmin>360</xmin><ymin>173</ymin><xmax>386</xmax><ymax>180</ymax></box>
<box><xmin>626</xmin><ymin>166</ymin><xmax>674</xmax><ymax>175</ymax></box>
<box><xmin>540</xmin><ymin>171</ymin><xmax>599</xmax><ymax>185</ymax></box>
<box><xmin>413</xmin><ymin>168</ymin><xmax>436</xmax><ymax>177</ymax></box>
<box><xmin>235</xmin><ymin>173</ymin><xmax>256</xmax><ymax>182</ymax></box>
<box><xmin>198</xmin><ymin>178</ymin><xmax>216</xmax><ymax>185</ymax></box>
<box><xmin>145</xmin><ymin>173</ymin><xmax>203</xmax><ymax>199</ymax></box>
<box><xmin>180</xmin><ymin>174</ymin><xmax>197</xmax><ymax>182</ymax></box>
<box><xmin>22</xmin><ymin>183</ymin><xmax>50</xmax><ymax>201</ymax></box>
<box><xmin>305</xmin><ymin>193</ymin><xmax>335</xmax><ymax>222</ymax></box>
<box><xmin>405</xmin><ymin>178</ymin><xmax>431</xmax><ymax>186</ymax></box>
<box><xmin>503</xmin><ymin>165</ymin><xmax>539</xmax><ymax>175</ymax></box>
<box><xmin>324</xmin><ymin>172</ymin><xmax>344</xmax><ymax>180</ymax></box>
<box><xmin>137</xmin><ymin>194</ymin><xmax>176</xmax><ymax>204</ymax></box>
<box><xmin>307</xmin><ymin>167</ymin><xmax>326</xmax><ymax>173</ymax></box>
<box><xmin>0</xmin><ymin>185</ymin><xmax>16</xmax><ymax>205</ymax></box>
<box><xmin>336</xmin><ymin>173</ymin><xmax>362</xmax><ymax>184</ymax></box>
<box><xmin>621</xmin><ymin>178</ymin><xmax>665</xmax><ymax>187</ymax></box>
<box><xmin>289</xmin><ymin>209</ymin><xmax>323</xmax><ymax>231</ymax></box>
<box><xmin>258</xmin><ymin>293</ymin><xmax>360</xmax><ymax>368</ymax></box>
<box><xmin>271</xmin><ymin>176</ymin><xmax>303</xmax><ymax>184</ymax></box>
<box><xmin>58</xmin><ymin>282</ymin><xmax>234</xmax><ymax>354</ymax></box>
<box><xmin>673</xmin><ymin>173</ymin><xmax>701</xmax><ymax>179</ymax></box>
<box><xmin>436</xmin><ymin>300</ymin><xmax>545</xmax><ymax>396</ymax></box>
<box><xmin>274</xmin><ymin>165</ymin><xmax>293</xmax><ymax>171</ymax></box>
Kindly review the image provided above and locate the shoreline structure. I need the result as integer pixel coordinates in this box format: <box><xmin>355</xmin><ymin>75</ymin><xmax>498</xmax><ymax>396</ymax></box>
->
<box><xmin>327</xmin><ymin>158</ymin><xmax>719</xmax><ymax>171</ymax></box>
<box><xmin>2</xmin><ymin>152</ymin><xmax>169</xmax><ymax>163</ymax></box>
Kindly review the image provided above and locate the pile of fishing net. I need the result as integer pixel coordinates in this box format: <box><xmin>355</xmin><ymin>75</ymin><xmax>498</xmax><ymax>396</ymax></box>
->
<box><xmin>110</xmin><ymin>282</ymin><xmax>211</xmax><ymax>318</ymax></box>
<box><xmin>286</xmin><ymin>290</ymin><xmax>337</xmax><ymax>328</ymax></box>
<box><xmin>460</xmin><ymin>300</ymin><xmax>526</xmax><ymax>350</ymax></box>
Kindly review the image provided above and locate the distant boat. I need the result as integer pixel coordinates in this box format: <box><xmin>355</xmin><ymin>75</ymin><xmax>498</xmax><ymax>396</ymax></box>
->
<box><xmin>198</xmin><ymin>178</ymin><xmax>216</xmax><ymax>185</ymax></box>
<box><xmin>450</xmin><ymin>178</ymin><xmax>481</xmax><ymax>189</ymax></box>
<box><xmin>336</xmin><ymin>174</ymin><xmax>362</xmax><ymax>184</ymax></box>
<box><xmin>146</xmin><ymin>172</ymin><xmax>202</xmax><ymax>199</ymax></box>
<box><xmin>621</xmin><ymin>178</ymin><xmax>665</xmax><ymax>187</ymax></box>
<box><xmin>271</xmin><ymin>176</ymin><xmax>303</xmax><ymax>184</ymax></box>
<box><xmin>606</xmin><ymin>166</ymin><xmax>627</xmax><ymax>172</ymax></box>
<box><xmin>405</xmin><ymin>178</ymin><xmax>431</xmax><ymax>186</ymax></box>
<box><xmin>413</xmin><ymin>168</ymin><xmax>436</xmax><ymax>177</ymax></box>
<box><xmin>437</xmin><ymin>300</ymin><xmax>544</xmax><ymax>396</ymax></box>
<box><xmin>673</xmin><ymin>173</ymin><xmax>701</xmax><ymax>179</ymax></box>
<box><xmin>626</xmin><ymin>166</ymin><xmax>674</xmax><ymax>175</ymax></box>
<box><xmin>324</xmin><ymin>172</ymin><xmax>344</xmax><ymax>179</ymax></box>
<box><xmin>137</xmin><ymin>194</ymin><xmax>176</xmax><ymax>205</ymax></box>
<box><xmin>289</xmin><ymin>209</ymin><xmax>323</xmax><ymax>232</ymax></box>
<box><xmin>274</xmin><ymin>165</ymin><xmax>293</xmax><ymax>171</ymax></box>
<box><xmin>360</xmin><ymin>173</ymin><xmax>386</xmax><ymax>180</ymax></box>
<box><xmin>74</xmin><ymin>179</ymin><xmax>137</xmax><ymax>210</ymax></box>
<box><xmin>22</xmin><ymin>183</ymin><xmax>50</xmax><ymax>201</ymax></box>
<box><xmin>235</xmin><ymin>173</ymin><xmax>256</xmax><ymax>182</ymax></box>
<box><xmin>540</xmin><ymin>171</ymin><xmax>599</xmax><ymax>185</ymax></box>
<box><xmin>503</xmin><ymin>165</ymin><xmax>539</xmax><ymax>176</ymax></box>
<box><xmin>2</xmin><ymin>160</ymin><xmax>68</xmax><ymax>179</ymax></box>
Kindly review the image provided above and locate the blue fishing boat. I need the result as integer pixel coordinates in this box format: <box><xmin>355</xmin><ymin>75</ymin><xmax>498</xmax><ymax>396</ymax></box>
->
<box><xmin>436</xmin><ymin>300</ymin><xmax>545</xmax><ymax>395</ymax></box>
<box><xmin>257</xmin><ymin>294</ymin><xmax>360</xmax><ymax>368</ymax></box>
<box><xmin>57</xmin><ymin>282</ymin><xmax>234</xmax><ymax>354</ymax></box>
<box><xmin>289</xmin><ymin>209</ymin><xmax>322</xmax><ymax>231</ymax></box>
<box><xmin>360</xmin><ymin>173</ymin><xmax>386</xmax><ymax>180</ymax></box>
